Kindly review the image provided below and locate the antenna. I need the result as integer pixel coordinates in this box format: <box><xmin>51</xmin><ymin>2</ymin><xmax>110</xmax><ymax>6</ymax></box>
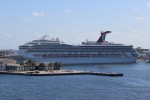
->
<box><xmin>40</xmin><ymin>35</ymin><xmax>49</xmax><ymax>40</ymax></box>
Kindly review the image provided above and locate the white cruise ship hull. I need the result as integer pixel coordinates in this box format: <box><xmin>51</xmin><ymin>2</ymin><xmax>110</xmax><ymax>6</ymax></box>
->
<box><xmin>34</xmin><ymin>58</ymin><xmax>136</xmax><ymax>64</ymax></box>
<box><xmin>29</xmin><ymin>57</ymin><xmax>137</xmax><ymax>65</ymax></box>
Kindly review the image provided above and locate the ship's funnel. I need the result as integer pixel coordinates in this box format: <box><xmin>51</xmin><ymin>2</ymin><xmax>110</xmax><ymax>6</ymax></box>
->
<box><xmin>97</xmin><ymin>31</ymin><xmax>111</xmax><ymax>43</ymax></box>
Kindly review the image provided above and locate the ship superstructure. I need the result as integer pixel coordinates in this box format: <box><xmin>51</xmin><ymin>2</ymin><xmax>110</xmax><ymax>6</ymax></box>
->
<box><xmin>19</xmin><ymin>31</ymin><xmax>138</xmax><ymax>64</ymax></box>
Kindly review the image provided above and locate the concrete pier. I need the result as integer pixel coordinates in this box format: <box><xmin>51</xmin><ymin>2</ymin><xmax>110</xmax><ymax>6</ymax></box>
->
<box><xmin>0</xmin><ymin>70</ymin><xmax>123</xmax><ymax>77</ymax></box>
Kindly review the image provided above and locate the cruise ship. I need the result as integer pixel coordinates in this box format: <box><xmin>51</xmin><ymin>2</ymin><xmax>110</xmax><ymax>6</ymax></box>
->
<box><xmin>18</xmin><ymin>31</ymin><xmax>138</xmax><ymax>64</ymax></box>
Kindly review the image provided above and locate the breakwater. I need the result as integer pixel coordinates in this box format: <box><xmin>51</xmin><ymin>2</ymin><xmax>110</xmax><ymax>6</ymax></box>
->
<box><xmin>0</xmin><ymin>70</ymin><xmax>123</xmax><ymax>77</ymax></box>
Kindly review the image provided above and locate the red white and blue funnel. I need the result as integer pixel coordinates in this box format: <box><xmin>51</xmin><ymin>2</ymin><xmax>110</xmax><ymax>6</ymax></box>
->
<box><xmin>97</xmin><ymin>31</ymin><xmax>111</xmax><ymax>43</ymax></box>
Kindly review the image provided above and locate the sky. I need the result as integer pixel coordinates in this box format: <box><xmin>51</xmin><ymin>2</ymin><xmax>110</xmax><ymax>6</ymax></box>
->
<box><xmin>0</xmin><ymin>0</ymin><xmax>150</xmax><ymax>49</ymax></box>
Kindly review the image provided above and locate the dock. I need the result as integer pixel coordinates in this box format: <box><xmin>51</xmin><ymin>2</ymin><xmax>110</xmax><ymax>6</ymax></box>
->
<box><xmin>0</xmin><ymin>70</ymin><xmax>123</xmax><ymax>77</ymax></box>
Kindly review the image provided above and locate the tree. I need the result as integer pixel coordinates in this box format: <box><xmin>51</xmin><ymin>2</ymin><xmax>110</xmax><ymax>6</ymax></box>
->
<box><xmin>38</xmin><ymin>63</ymin><xmax>45</xmax><ymax>70</ymax></box>
<box><xmin>25</xmin><ymin>59</ymin><xmax>33</xmax><ymax>66</ymax></box>
<box><xmin>31</xmin><ymin>62</ymin><xmax>36</xmax><ymax>67</ymax></box>
<box><xmin>53</xmin><ymin>62</ymin><xmax>61</xmax><ymax>70</ymax></box>
<box><xmin>39</xmin><ymin>63</ymin><xmax>45</xmax><ymax>67</ymax></box>
<box><xmin>48</xmin><ymin>62</ymin><xmax>53</xmax><ymax>70</ymax></box>
<box><xmin>25</xmin><ymin>59</ymin><xmax>36</xmax><ymax>70</ymax></box>
<box><xmin>20</xmin><ymin>62</ymin><xmax>24</xmax><ymax>66</ymax></box>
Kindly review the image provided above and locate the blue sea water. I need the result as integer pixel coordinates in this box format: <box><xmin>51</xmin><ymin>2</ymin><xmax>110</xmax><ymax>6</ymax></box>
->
<box><xmin>0</xmin><ymin>61</ymin><xmax>150</xmax><ymax>100</ymax></box>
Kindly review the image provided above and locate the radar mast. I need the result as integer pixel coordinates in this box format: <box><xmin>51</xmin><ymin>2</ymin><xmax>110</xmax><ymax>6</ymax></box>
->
<box><xmin>40</xmin><ymin>35</ymin><xmax>49</xmax><ymax>40</ymax></box>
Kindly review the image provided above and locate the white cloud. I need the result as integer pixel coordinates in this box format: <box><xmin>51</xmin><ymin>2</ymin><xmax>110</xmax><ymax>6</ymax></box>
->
<box><xmin>136</xmin><ymin>16</ymin><xmax>147</xmax><ymax>20</ymax></box>
<box><xmin>132</xmin><ymin>9</ymin><xmax>140</xmax><ymax>12</ymax></box>
<box><xmin>4</xmin><ymin>33</ymin><xmax>11</xmax><ymax>38</ymax></box>
<box><xmin>22</xmin><ymin>17</ymin><xmax>30</xmax><ymax>21</ymax></box>
<box><xmin>78</xmin><ymin>23</ymin><xmax>86</xmax><ymax>27</ymax></box>
<box><xmin>147</xmin><ymin>0</ymin><xmax>150</xmax><ymax>8</ymax></box>
<box><xmin>32</xmin><ymin>12</ymin><xmax>44</xmax><ymax>17</ymax></box>
<box><xmin>131</xmin><ymin>29</ymin><xmax>140</xmax><ymax>33</ymax></box>
<box><xmin>64</xmin><ymin>8</ymin><xmax>74</xmax><ymax>13</ymax></box>
<box><xmin>57</xmin><ymin>30</ymin><xmax>62</xmax><ymax>34</ymax></box>
<box><xmin>127</xmin><ymin>16</ymin><xmax>147</xmax><ymax>20</ymax></box>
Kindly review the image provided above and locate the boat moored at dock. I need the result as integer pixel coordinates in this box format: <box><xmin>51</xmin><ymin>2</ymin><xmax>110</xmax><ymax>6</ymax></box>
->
<box><xmin>18</xmin><ymin>31</ymin><xmax>138</xmax><ymax>64</ymax></box>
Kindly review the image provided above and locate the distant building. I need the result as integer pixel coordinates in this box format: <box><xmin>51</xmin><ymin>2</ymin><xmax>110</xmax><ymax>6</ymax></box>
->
<box><xmin>135</xmin><ymin>47</ymin><xmax>149</xmax><ymax>60</ymax></box>
<box><xmin>0</xmin><ymin>50</ymin><xmax>13</xmax><ymax>58</ymax></box>
<box><xmin>0</xmin><ymin>58</ymin><xmax>18</xmax><ymax>71</ymax></box>
<box><xmin>0</xmin><ymin>50</ymin><xmax>25</xmax><ymax>63</ymax></box>
<box><xmin>135</xmin><ymin>47</ymin><xmax>149</xmax><ymax>54</ymax></box>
